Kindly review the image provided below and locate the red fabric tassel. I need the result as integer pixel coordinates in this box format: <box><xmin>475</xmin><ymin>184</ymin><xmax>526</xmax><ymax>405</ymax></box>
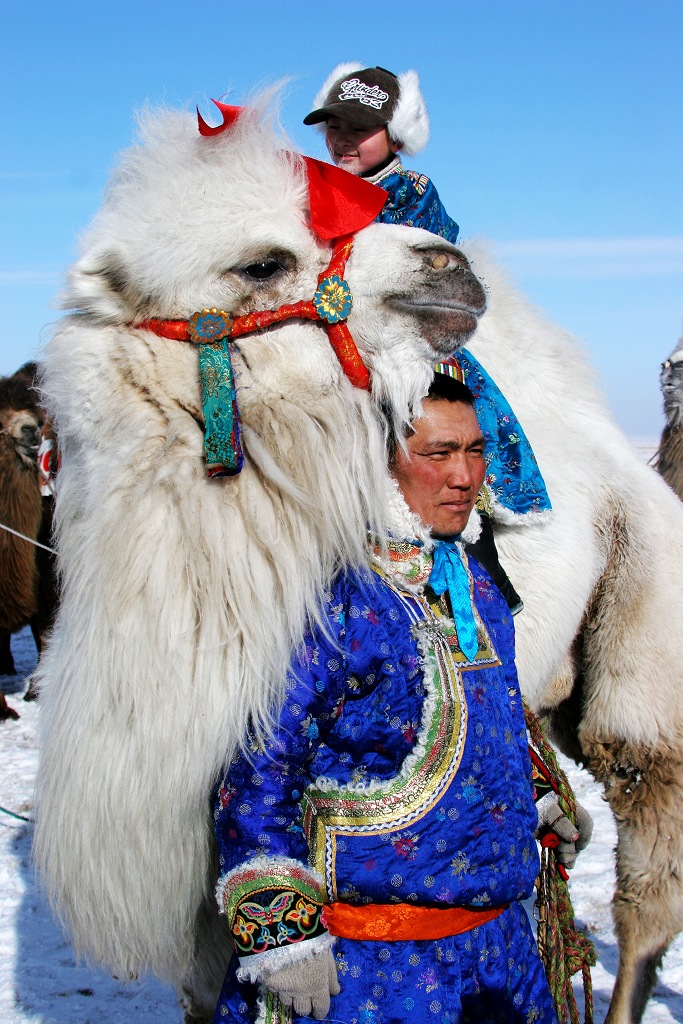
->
<box><xmin>303</xmin><ymin>157</ymin><xmax>386</xmax><ymax>240</ymax></box>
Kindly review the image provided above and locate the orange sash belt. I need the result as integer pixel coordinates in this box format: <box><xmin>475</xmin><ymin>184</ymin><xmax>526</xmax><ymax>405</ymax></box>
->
<box><xmin>323</xmin><ymin>901</ymin><xmax>507</xmax><ymax>942</ymax></box>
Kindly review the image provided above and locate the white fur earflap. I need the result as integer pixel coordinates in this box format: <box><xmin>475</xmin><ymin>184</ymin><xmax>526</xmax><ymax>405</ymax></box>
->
<box><xmin>310</xmin><ymin>61</ymin><xmax>364</xmax><ymax>117</ymax></box>
<box><xmin>388</xmin><ymin>69</ymin><xmax>430</xmax><ymax>157</ymax></box>
<box><xmin>308</xmin><ymin>63</ymin><xmax>430</xmax><ymax>156</ymax></box>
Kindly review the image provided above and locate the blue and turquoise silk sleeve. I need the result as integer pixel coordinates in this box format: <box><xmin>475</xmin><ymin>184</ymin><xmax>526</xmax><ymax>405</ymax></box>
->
<box><xmin>212</xmin><ymin>595</ymin><xmax>349</xmax><ymax>977</ymax></box>
<box><xmin>211</xmin><ymin>571</ymin><xmax>418</xmax><ymax>978</ymax></box>
<box><xmin>378</xmin><ymin>171</ymin><xmax>460</xmax><ymax>244</ymax></box>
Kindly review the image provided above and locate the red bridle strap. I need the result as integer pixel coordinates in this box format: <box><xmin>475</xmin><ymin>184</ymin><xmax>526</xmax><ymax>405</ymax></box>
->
<box><xmin>134</xmin><ymin>236</ymin><xmax>370</xmax><ymax>391</ymax></box>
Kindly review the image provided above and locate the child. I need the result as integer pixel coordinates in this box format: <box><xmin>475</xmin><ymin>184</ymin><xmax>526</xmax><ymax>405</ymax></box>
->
<box><xmin>304</xmin><ymin>64</ymin><xmax>528</xmax><ymax>614</ymax></box>
<box><xmin>304</xmin><ymin>64</ymin><xmax>460</xmax><ymax>244</ymax></box>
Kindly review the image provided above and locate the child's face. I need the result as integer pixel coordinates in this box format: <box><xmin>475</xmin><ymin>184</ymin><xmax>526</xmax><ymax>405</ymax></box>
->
<box><xmin>325</xmin><ymin>118</ymin><xmax>396</xmax><ymax>175</ymax></box>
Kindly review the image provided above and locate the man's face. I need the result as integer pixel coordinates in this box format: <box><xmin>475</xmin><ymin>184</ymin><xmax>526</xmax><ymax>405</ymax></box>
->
<box><xmin>325</xmin><ymin>118</ymin><xmax>395</xmax><ymax>175</ymax></box>
<box><xmin>392</xmin><ymin>399</ymin><xmax>487</xmax><ymax>538</ymax></box>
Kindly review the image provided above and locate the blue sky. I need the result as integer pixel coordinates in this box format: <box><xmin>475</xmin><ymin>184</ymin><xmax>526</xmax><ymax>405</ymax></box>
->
<box><xmin>1</xmin><ymin>0</ymin><xmax>681</xmax><ymax>437</ymax></box>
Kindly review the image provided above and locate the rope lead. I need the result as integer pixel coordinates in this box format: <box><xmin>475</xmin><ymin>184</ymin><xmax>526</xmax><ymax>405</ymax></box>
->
<box><xmin>525</xmin><ymin>699</ymin><xmax>597</xmax><ymax>1024</ymax></box>
<box><xmin>0</xmin><ymin>520</ymin><xmax>56</xmax><ymax>554</ymax></box>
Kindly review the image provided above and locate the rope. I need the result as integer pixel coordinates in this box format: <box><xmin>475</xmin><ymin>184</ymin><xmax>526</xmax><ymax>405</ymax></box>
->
<box><xmin>0</xmin><ymin>520</ymin><xmax>56</xmax><ymax>554</ymax></box>
<box><xmin>0</xmin><ymin>804</ymin><xmax>33</xmax><ymax>824</ymax></box>
<box><xmin>525</xmin><ymin>700</ymin><xmax>597</xmax><ymax>1024</ymax></box>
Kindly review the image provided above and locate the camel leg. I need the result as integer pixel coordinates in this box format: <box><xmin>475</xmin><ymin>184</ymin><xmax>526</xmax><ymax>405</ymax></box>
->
<box><xmin>606</xmin><ymin>929</ymin><xmax>666</xmax><ymax>1024</ymax></box>
<box><xmin>177</xmin><ymin>859</ymin><xmax>233</xmax><ymax>1023</ymax></box>
<box><xmin>0</xmin><ymin>631</ymin><xmax>19</xmax><ymax>719</ymax></box>
<box><xmin>0</xmin><ymin>691</ymin><xmax>19</xmax><ymax>721</ymax></box>
<box><xmin>23</xmin><ymin>622</ymin><xmax>41</xmax><ymax>701</ymax></box>
<box><xmin>23</xmin><ymin>682</ymin><xmax>38</xmax><ymax>702</ymax></box>
<box><xmin>588</xmin><ymin>740</ymin><xmax>683</xmax><ymax>1024</ymax></box>
<box><xmin>0</xmin><ymin>630</ymin><xmax>15</xmax><ymax>675</ymax></box>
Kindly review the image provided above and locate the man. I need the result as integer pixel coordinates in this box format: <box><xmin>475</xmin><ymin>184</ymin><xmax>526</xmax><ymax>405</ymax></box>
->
<box><xmin>209</xmin><ymin>375</ymin><xmax>570</xmax><ymax>1023</ymax></box>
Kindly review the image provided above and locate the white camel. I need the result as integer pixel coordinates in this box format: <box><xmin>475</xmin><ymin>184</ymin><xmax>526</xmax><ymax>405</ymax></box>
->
<box><xmin>464</xmin><ymin>256</ymin><xmax>683</xmax><ymax>1023</ymax></box>
<box><xmin>32</xmin><ymin>99</ymin><xmax>486</xmax><ymax>1019</ymax></box>
<box><xmin>33</xmin><ymin>96</ymin><xmax>683</xmax><ymax>1024</ymax></box>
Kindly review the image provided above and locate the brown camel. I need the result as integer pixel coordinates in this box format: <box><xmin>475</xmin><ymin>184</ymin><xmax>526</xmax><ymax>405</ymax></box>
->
<box><xmin>0</xmin><ymin>363</ymin><xmax>58</xmax><ymax>717</ymax></box>
<box><xmin>654</xmin><ymin>338</ymin><xmax>683</xmax><ymax>500</ymax></box>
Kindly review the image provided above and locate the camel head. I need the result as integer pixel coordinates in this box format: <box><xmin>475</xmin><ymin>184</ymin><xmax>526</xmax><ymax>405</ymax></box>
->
<box><xmin>0</xmin><ymin>370</ymin><xmax>43</xmax><ymax>466</ymax></box>
<box><xmin>660</xmin><ymin>339</ymin><xmax>683</xmax><ymax>428</ymax></box>
<box><xmin>43</xmin><ymin>94</ymin><xmax>491</xmax><ymax>761</ymax></box>
<box><xmin>61</xmin><ymin>100</ymin><xmax>486</xmax><ymax>444</ymax></box>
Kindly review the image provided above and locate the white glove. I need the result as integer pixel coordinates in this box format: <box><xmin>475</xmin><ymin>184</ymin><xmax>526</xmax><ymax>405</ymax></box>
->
<box><xmin>264</xmin><ymin>947</ymin><xmax>340</xmax><ymax>1020</ymax></box>
<box><xmin>536</xmin><ymin>792</ymin><xmax>594</xmax><ymax>870</ymax></box>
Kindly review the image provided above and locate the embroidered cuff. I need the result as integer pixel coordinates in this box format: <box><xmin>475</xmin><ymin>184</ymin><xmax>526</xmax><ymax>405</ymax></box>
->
<box><xmin>216</xmin><ymin>856</ymin><xmax>327</xmax><ymax>974</ymax></box>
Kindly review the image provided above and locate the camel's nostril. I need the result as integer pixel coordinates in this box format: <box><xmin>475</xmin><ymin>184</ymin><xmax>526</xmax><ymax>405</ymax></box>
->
<box><xmin>432</xmin><ymin>254</ymin><xmax>449</xmax><ymax>270</ymax></box>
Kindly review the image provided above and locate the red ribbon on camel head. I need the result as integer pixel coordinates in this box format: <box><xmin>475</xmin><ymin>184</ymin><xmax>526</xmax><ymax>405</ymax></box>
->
<box><xmin>133</xmin><ymin>100</ymin><xmax>387</xmax><ymax>477</ymax></box>
<box><xmin>196</xmin><ymin>99</ymin><xmax>242</xmax><ymax>136</ymax></box>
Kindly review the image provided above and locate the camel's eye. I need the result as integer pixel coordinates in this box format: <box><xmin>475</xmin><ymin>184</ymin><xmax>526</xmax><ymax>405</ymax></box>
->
<box><xmin>243</xmin><ymin>259</ymin><xmax>285</xmax><ymax>281</ymax></box>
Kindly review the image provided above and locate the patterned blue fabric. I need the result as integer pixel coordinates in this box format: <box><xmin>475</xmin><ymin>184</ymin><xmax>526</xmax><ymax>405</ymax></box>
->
<box><xmin>214</xmin><ymin>902</ymin><xmax>553</xmax><ymax>1023</ymax></box>
<box><xmin>457</xmin><ymin>350</ymin><xmax>552</xmax><ymax>517</ymax></box>
<box><xmin>198</xmin><ymin>338</ymin><xmax>244</xmax><ymax>476</ymax></box>
<box><xmin>376</xmin><ymin>167</ymin><xmax>460</xmax><ymax>244</ymax></box>
<box><xmin>211</xmin><ymin>550</ymin><xmax>557</xmax><ymax>1023</ymax></box>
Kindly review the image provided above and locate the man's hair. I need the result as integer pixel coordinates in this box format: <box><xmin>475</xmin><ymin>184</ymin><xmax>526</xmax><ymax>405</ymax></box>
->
<box><xmin>427</xmin><ymin>373</ymin><xmax>475</xmax><ymax>405</ymax></box>
<box><xmin>387</xmin><ymin>373</ymin><xmax>476</xmax><ymax>464</ymax></box>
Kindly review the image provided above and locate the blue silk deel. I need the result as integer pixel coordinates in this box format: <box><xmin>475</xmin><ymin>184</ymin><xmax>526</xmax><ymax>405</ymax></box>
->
<box><xmin>377</xmin><ymin>167</ymin><xmax>460</xmax><ymax>244</ymax></box>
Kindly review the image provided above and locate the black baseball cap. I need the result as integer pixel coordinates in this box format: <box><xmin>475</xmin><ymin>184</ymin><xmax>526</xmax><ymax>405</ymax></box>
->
<box><xmin>304</xmin><ymin>67</ymin><xmax>399</xmax><ymax>129</ymax></box>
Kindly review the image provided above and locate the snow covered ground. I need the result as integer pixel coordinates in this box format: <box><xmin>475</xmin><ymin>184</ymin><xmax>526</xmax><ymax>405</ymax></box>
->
<box><xmin>1</xmin><ymin>626</ymin><xmax>682</xmax><ymax>1023</ymax></box>
<box><xmin>0</xmin><ymin>630</ymin><xmax>183</xmax><ymax>1023</ymax></box>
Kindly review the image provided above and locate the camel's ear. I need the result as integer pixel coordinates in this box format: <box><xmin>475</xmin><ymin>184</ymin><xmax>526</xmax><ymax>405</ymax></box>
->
<box><xmin>197</xmin><ymin>100</ymin><xmax>242</xmax><ymax>136</ymax></box>
<box><xmin>61</xmin><ymin>248</ymin><xmax>137</xmax><ymax>322</ymax></box>
<box><xmin>303</xmin><ymin>157</ymin><xmax>386</xmax><ymax>240</ymax></box>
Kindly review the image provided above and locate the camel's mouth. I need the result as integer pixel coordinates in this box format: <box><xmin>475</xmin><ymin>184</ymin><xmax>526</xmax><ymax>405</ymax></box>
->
<box><xmin>385</xmin><ymin>297</ymin><xmax>485</xmax><ymax>352</ymax></box>
<box><xmin>389</xmin><ymin>298</ymin><xmax>486</xmax><ymax>316</ymax></box>
<box><xmin>18</xmin><ymin>442</ymin><xmax>40</xmax><ymax>457</ymax></box>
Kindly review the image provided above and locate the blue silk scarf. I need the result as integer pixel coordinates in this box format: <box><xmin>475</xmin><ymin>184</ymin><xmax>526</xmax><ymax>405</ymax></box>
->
<box><xmin>429</xmin><ymin>540</ymin><xmax>479</xmax><ymax>661</ymax></box>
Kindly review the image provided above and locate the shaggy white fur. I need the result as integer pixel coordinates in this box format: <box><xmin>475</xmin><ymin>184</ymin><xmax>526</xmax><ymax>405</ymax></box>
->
<box><xmin>33</xmin><ymin>99</ymin><xmax>483</xmax><ymax>1005</ymax></box>
<box><xmin>463</xmin><ymin>244</ymin><xmax>683</xmax><ymax>745</ymax></box>
<box><xmin>389</xmin><ymin>69</ymin><xmax>430</xmax><ymax>156</ymax></box>
<box><xmin>462</xmin><ymin>247</ymin><xmax>683</xmax><ymax>1024</ymax></box>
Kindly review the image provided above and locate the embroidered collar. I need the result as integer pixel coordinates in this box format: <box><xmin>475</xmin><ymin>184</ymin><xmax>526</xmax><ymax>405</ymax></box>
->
<box><xmin>370</xmin><ymin>538</ymin><xmax>434</xmax><ymax>594</ymax></box>
<box><xmin>364</xmin><ymin>155</ymin><xmax>402</xmax><ymax>186</ymax></box>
